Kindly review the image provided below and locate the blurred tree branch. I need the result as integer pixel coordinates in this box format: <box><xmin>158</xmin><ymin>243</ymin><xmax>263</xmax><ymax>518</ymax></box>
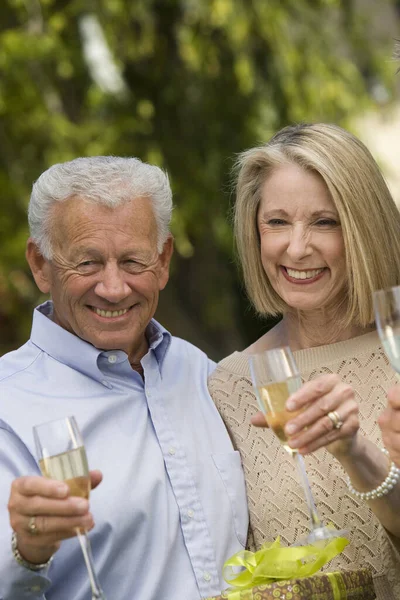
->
<box><xmin>0</xmin><ymin>0</ymin><xmax>398</xmax><ymax>358</ymax></box>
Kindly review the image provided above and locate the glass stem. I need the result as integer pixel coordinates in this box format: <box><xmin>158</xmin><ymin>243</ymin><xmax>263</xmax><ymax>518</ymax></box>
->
<box><xmin>76</xmin><ymin>530</ymin><xmax>106</xmax><ymax>600</ymax></box>
<box><xmin>293</xmin><ymin>453</ymin><xmax>322</xmax><ymax>531</ymax></box>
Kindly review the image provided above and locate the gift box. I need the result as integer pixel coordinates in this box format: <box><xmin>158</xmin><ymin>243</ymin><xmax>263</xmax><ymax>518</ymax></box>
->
<box><xmin>205</xmin><ymin>569</ymin><xmax>376</xmax><ymax>600</ymax></box>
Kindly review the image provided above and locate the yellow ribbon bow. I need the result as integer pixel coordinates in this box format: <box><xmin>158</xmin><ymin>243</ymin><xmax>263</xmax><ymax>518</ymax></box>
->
<box><xmin>223</xmin><ymin>535</ymin><xmax>349</xmax><ymax>593</ymax></box>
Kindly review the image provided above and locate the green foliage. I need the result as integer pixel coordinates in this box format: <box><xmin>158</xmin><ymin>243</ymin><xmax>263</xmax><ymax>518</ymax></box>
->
<box><xmin>0</xmin><ymin>0</ymin><xmax>397</xmax><ymax>357</ymax></box>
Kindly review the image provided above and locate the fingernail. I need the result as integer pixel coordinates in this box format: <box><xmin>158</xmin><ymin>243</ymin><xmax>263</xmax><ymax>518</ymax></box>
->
<box><xmin>286</xmin><ymin>423</ymin><xmax>297</xmax><ymax>435</ymax></box>
<box><xmin>56</xmin><ymin>484</ymin><xmax>68</xmax><ymax>497</ymax></box>
<box><xmin>286</xmin><ymin>400</ymin><xmax>296</xmax><ymax>411</ymax></box>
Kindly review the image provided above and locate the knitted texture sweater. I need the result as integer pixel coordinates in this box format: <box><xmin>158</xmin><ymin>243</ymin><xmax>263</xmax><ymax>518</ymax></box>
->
<box><xmin>209</xmin><ymin>331</ymin><xmax>400</xmax><ymax>600</ymax></box>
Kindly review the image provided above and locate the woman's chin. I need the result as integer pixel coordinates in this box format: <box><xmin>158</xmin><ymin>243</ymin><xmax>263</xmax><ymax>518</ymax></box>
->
<box><xmin>284</xmin><ymin>298</ymin><xmax>329</xmax><ymax>313</ymax></box>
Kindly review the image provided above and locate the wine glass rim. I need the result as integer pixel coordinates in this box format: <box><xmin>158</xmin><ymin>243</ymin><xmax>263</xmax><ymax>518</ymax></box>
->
<box><xmin>248</xmin><ymin>345</ymin><xmax>292</xmax><ymax>358</ymax></box>
<box><xmin>248</xmin><ymin>346</ymin><xmax>299</xmax><ymax>386</ymax></box>
<box><xmin>373</xmin><ymin>285</ymin><xmax>400</xmax><ymax>297</ymax></box>
<box><xmin>33</xmin><ymin>415</ymin><xmax>77</xmax><ymax>431</ymax></box>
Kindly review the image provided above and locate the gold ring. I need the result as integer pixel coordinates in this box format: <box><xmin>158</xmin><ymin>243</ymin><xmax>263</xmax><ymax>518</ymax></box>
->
<box><xmin>28</xmin><ymin>515</ymin><xmax>39</xmax><ymax>536</ymax></box>
<box><xmin>327</xmin><ymin>410</ymin><xmax>343</xmax><ymax>430</ymax></box>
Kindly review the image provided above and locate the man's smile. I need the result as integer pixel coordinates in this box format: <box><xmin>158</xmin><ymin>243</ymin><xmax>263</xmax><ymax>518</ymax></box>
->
<box><xmin>88</xmin><ymin>305</ymin><xmax>134</xmax><ymax>319</ymax></box>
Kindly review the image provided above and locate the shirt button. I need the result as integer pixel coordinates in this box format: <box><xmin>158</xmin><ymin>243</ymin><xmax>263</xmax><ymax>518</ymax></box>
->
<box><xmin>187</xmin><ymin>509</ymin><xmax>194</xmax><ymax>518</ymax></box>
<box><xmin>203</xmin><ymin>571</ymin><xmax>211</xmax><ymax>582</ymax></box>
<box><xmin>168</xmin><ymin>447</ymin><xmax>176</xmax><ymax>455</ymax></box>
<box><xmin>108</xmin><ymin>354</ymin><xmax>117</xmax><ymax>363</ymax></box>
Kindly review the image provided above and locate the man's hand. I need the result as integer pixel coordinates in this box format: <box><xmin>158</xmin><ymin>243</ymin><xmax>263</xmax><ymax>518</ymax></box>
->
<box><xmin>379</xmin><ymin>386</ymin><xmax>400</xmax><ymax>467</ymax></box>
<box><xmin>8</xmin><ymin>470</ymin><xmax>102</xmax><ymax>565</ymax></box>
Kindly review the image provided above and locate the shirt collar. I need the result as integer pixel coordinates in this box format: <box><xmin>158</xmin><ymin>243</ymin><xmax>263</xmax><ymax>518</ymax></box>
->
<box><xmin>30</xmin><ymin>301</ymin><xmax>171</xmax><ymax>382</ymax></box>
<box><xmin>146</xmin><ymin>317</ymin><xmax>171</xmax><ymax>365</ymax></box>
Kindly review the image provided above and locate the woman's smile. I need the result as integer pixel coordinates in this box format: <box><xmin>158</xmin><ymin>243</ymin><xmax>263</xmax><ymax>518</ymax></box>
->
<box><xmin>281</xmin><ymin>266</ymin><xmax>327</xmax><ymax>284</ymax></box>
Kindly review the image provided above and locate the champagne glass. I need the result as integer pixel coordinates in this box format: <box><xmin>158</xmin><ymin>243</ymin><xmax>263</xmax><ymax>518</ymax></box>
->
<box><xmin>249</xmin><ymin>347</ymin><xmax>345</xmax><ymax>545</ymax></box>
<box><xmin>33</xmin><ymin>417</ymin><xmax>106</xmax><ymax>600</ymax></box>
<box><xmin>374</xmin><ymin>285</ymin><xmax>400</xmax><ymax>374</ymax></box>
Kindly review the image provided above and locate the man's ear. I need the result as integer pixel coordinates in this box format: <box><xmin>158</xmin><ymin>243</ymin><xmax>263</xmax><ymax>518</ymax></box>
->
<box><xmin>158</xmin><ymin>235</ymin><xmax>174</xmax><ymax>291</ymax></box>
<box><xmin>26</xmin><ymin>238</ymin><xmax>52</xmax><ymax>294</ymax></box>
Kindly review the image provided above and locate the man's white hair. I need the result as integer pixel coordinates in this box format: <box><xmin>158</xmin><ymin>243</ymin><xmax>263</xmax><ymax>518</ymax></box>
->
<box><xmin>28</xmin><ymin>156</ymin><xmax>173</xmax><ymax>258</ymax></box>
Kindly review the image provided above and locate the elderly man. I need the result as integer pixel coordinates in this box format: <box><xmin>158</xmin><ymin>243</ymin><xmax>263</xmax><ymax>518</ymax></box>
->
<box><xmin>0</xmin><ymin>157</ymin><xmax>248</xmax><ymax>600</ymax></box>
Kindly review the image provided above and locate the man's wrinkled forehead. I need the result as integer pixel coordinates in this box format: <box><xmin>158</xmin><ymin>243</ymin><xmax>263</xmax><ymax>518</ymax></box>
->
<box><xmin>47</xmin><ymin>194</ymin><xmax>157</xmax><ymax>251</ymax></box>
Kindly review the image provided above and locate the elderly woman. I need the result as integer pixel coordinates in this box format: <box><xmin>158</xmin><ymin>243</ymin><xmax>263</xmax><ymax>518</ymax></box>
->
<box><xmin>209</xmin><ymin>123</ymin><xmax>400</xmax><ymax>599</ymax></box>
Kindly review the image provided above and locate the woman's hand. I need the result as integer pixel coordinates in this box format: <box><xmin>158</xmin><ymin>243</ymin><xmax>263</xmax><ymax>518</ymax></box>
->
<box><xmin>379</xmin><ymin>385</ymin><xmax>400</xmax><ymax>467</ymax></box>
<box><xmin>251</xmin><ymin>374</ymin><xmax>400</xmax><ymax>537</ymax></box>
<box><xmin>251</xmin><ymin>373</ymin><xmax>359</xmax><ymax>456</ymax></box>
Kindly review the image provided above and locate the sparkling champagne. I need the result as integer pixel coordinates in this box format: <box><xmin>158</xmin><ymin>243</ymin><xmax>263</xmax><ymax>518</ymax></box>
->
<box><xmin>39</xmin><ymin>446</ymin><xmax>90</xmax><ymax>499</ymax></box>
<box><xmin>258</xmin><ymin>375</ymin><xmax>302</xmax><ymax>452</ymax></box>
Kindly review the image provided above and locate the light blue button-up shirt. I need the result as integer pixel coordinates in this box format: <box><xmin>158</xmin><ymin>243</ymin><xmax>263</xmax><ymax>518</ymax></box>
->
<box><xmin>0</xmin><ymin>302</ymin><xmax>248</xmax><ymax>600</ymax></box>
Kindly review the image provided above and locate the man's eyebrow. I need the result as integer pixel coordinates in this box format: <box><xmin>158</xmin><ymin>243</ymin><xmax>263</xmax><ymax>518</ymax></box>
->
<box><xmin>69</xmin><ymin>248</ymin><xmax>153</xmax><ymax>261</ymax></box>
<box><xmin>69</xmin><ymin>248</ymin><xmax>103</xmax><ymax>260</ymax></box>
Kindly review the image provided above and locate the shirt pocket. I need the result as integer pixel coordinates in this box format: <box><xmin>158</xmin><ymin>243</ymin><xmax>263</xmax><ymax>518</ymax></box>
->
<box><xmin>212</xmin><ymin>451</ymin><xmax>249</xmax><ymax>547</ymax></box>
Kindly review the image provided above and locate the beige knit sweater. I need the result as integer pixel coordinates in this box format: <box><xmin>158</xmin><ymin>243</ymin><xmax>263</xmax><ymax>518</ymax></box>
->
<box><xmin>209</xmin><ymin>330</ymin><xmax>400</xmax><ymax>599</ymax></box>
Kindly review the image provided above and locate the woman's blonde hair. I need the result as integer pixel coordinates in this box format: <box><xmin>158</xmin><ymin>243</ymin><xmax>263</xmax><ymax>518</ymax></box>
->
<box><xmin>234</xmin><ymin>123</ymin><xmax>400</xmax><ymax>328</ymax></box>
